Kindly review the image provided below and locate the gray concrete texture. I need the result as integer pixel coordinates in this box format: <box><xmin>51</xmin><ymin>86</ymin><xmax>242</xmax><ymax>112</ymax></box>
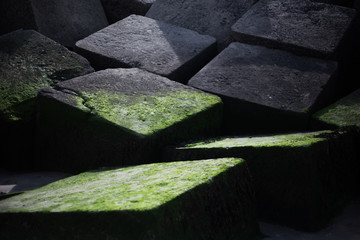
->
<box><xmin>0</xmin><ymin>0</ymin><xmax>109</xmax><ymax>47</ymax></box>
<box><xmin>75</xmin><ymin>15</ymin><xmax>217</xmax><ymax>83</ymax></box>
<box><xmin>146</xmin><ymin>0</ymin><xmax>257</xmax><ymax>50</ymax></box>
<box><xmin>231</xmin><ymin>0</ymin><xmax>357</xmax><ymax>58</ymax></box>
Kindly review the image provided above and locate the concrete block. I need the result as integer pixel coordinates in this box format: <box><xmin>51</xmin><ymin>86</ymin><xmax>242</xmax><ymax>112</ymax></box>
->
<box><xmin>0</xmin><ymin>0</ymin><xmax>109</xmax><ymax>47</ymax></box>
<box><xmin>231</xmin><ymin>0</ymin><xmax>356</xmax><ymax>58</ymax></box>
<box><xmin>36</xmin><ymin>68</ymin><xmax>222</xmax><ymax>172</ymax></box>
<box><xmin>75</xmin><ymin>15</ymin><xmax>217</xmax><ymax>83</ymax></box>
<box><xmin>188</xmin><ymin>42</ymin><xmax>338</xmax><ymax>134</ymax></box>
<box><xmin>146</xmin><ymin>0</ymin><xmax>256</xmax><ymax>50</ymax></box>
<box><xmin>0</xmin><ymin>158</ymin><xmax>259</xmax><ymax>239</ymax></box>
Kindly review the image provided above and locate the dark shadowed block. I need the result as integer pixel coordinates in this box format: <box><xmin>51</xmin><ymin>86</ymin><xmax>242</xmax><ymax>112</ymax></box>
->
<box><xmin>164</xmin><ymin>130</ymin><xmax>360</xmax><ymax>231</ymax></box>
<box><xmin>75</xmin><ymin>15</ymin><xmax>217</xmax><ymax>83</ymax></box>
<box><xmin>101</xmin><ymin>0</ymin><xmax>156</xmax><ymax>23</ymax></box>
<box><xmin>36</xmin><ymin>68</ymin><xmax>222</xmax><ymax>172</ymax></box>
<box><xmin>231</xmin><ymin>0</ymin><xmax>356</xmax><ymax>59</ymax></box>
<box><xmin>0</xmin><ymin>158</ymin><xmax>259</xmax><ymax>240</ymax></box>
<box><xmin>0</xmin><ymin>29</ymin><xmax>94</xmax><ymax>170</ymax></box>
<box><xmin>146</xmin><ymin>0</ymin><xmax>257</xmax><ymax>50</ymax></box>
<box><xmin>0</xmin><ymin>0</ymin><xmax>108</xmax><ymax>47</ymax></box>
<box><xmin>188</xmin><ymin>42</ymin><xmax>338</xmax><ymax>134</ymax></box>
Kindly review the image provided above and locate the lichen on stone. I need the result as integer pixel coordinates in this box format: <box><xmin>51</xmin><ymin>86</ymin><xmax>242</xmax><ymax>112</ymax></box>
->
<box><xmin>0</xmin><ymin>158</ymin><xmax>243</xmax><ymax>212</ymax></box>
<box><xmin>72</xmin><ymin>89</ymin><xmax>222</xmax><ymax>136</ymax></box>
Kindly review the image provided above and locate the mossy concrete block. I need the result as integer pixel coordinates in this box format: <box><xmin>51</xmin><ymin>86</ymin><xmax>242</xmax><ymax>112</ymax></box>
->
<box><xmin>101</xmin><ymin>0</ymin><xmax>156</xmax><ymax>24</ymax></box>
<box><xmin>36</xmin><ymin>68</ymin><xmax>222</xmax><ymax>172</ymax></box>
<box><xmin>231</xmin><ymin>0</ymin><xmax>356</xmax><ymax>58</ymax></box>
<box><xmin>165</xmin><ymin>130</ymin><xmax>360</xmax><ymax>230</ymax></box>
<box><xmin>75</xmin><ymin>15</ymin><xmax>216</xmax><ymax>83</ymax></box>
<box><xmin>188</xmin><ymin>42</ymin><xmax>338</xmax><ymax>134</ymax></box>
<box><xmin>0</xmin><ymin>158</ymin><xmax>259</xmax><ymax>240</ymax></box>
<box><xmin>146</xmin><ymin>0</ymin><xmax>256</xmax><ymax>50</ymax></box>
<box><xmin>0</xmin><ymin>29</ymin><xmax>93</xmax><ymax>170</ymax></box>
<box><xmin>0</xmin><ymin>0</ymin><xmax>108</xmax><ymax>47</ymax></box>
<box><xmin>312</xmin><ymin>88</ymin><xmax>360</xmax><ymax>128</ymax></box>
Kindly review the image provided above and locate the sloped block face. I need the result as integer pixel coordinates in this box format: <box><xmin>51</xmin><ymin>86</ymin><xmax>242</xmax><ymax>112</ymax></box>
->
<box><xmin>146</xmin><ymin>0</ymin><xmax>257</xmax><ymax>50</ymax></box>
<box><xmin>36</xmin><ymin>68</ymin><xmax>222</xmax><ymax>172</ymax></box>
<box><xmin>0</xmin><ymin>29</ymin><xmax>93</xmax><ymax>170</ymax></box>
<box><xmin>164</xmin><ymin>130</ymin><xmax>360</xmax><ymax>231</ymax></box>
<box><xmin>188</xmin><ymin>42</ymin><xmax>338</xmax><ymax>133</ymax></box>
<box><xmin>75</xmin><ymin>15</ymin><xmax>217</xmax><ymax>83</ymax></box>
<box><xmin>313</xmin><ymin>88</ymin><xmax>360</xmax><ymax>128</ymax></box>
<box><xmin>231</xmin><ymin>0</ymin><xmax>356</xmax><ymax>58</ymax></box>
<box><xmin>0</xmin><ymin>158</ymin><xmax>259</xmax><ymax>240</ymax></box>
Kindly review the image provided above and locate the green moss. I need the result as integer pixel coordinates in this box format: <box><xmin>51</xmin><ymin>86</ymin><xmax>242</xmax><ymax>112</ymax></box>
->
<box><xmin>181</xmin><ymin>131</ymin><xmax>330</xmax><ymax>149</ymax></box>
<box><xmin>74</xmin><ymin>89</ymin><xmax>222</xmax><ymax>136</ymax></box>
<box><xmin>313</xmin><ymin>90</ymin><xmax>360</xmax><ymax>127</ymax></box>
<box><xmin>0</xmin><ymin>158</ymin><xmax>242</xmax><ymax>212</ymax></box>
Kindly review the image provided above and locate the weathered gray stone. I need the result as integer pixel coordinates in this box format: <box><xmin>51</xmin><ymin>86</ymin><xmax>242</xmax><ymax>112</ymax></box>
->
<box><xmin>101</xmin><ymin>0</ymin><xmax>156</xmax><ymax>23</ymax></box>
<box><xmin>164</xmin><ymin>130</ymin><xmax>360</xmax><ymax>231</ymax></box>
<box><xmin>75</xmin><ymin>15</ymin><xmax>217</xmax><ymax>83</ymax></box>
<box><xmin>36</xmin><ymin>68</ymin><xmax>222</xmax><ymax>172</ymax></box>
<box><xmin>0</xmin><ymin>0</ymin><xmax>108</xmax><ymax>47</ymax></box>
<box><xmin>0</xmin><ymin>29</ymin><xmax>94</xmax><ymax>170</ymax></box>
<box><xmin>312</xmin><ymin>0</ymin><xmax>355</xmax><ymax>8</ymax></box>
<box><xmin>231</xmin><ymin>0</ymin><xmax>356</xmax><ymax>58</ymax></box>
<box><xmin>188</xmin><ymin>42</ymin><xmax>338</xmax><ymax>134</ymax></box>
<box><xmin>146</xmin><ymin>0</ymin><xmax>256</xmax><ymax>50</ymax></box>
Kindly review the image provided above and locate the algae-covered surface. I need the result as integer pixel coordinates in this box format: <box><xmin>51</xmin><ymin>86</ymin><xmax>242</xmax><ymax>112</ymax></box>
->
<box><xmin>0</xmin><ymin>158</ymin><xmax>241</xmax><ymax>212</ymax></box>
<box><xmin>0</xmin><ymin>29</ymin><xmax>93</xmax><ymax>121</ymax></box>
<box><xmin>181</xmin><ymin>131</ymin><xmax>330</xmax><ymax>149</ymax></box>
<box><xmin>313</xmin><ymin>89</ymin><xmax>360</xmax><ymax>127</ymax></box>
<box><xmin>55</xmin><ymin>68</ymin><xmax>222</xmax><ymax>136</ymax></box>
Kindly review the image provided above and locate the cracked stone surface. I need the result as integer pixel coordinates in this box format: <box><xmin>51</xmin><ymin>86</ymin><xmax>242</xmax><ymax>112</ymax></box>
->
<box><xmin>146</xmin><ymin>0</ymin><xmax>257</xmax><ymax>50</ymax></box>
<box><xmin>188</xmin><ymin>42</ymin><xmax>338</xmax><ymax>133</ymax></box>
<box><xmin>231</xmin><ymin>0</ymin><xmax>356</xmax><ymax>58</ymax></box>
<box><xmin>36</xmin><ymin>68</ymin><xmax>222</xmax><ymax>172</ymax></box>
<box><xmin>75</xmin><ymin>14</ymin><xmax>217</xmax><ymax>83</ymax></box>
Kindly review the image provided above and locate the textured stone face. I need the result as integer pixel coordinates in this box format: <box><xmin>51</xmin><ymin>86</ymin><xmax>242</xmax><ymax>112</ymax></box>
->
<box><xmin>313</xmin><ymin>88</ymin><xmax>360</xmax><ymax>128</ymax></box>
<box><xmin>146</xmin><ymin>0</ymin><xmax>256</xmax><ymax>50</ymax></box>
<box><xmin>188</xmin><ymin>42</ymin><xmax>338</xmax><ymax>133</ymax></box>
<box><xmin>36</xmin><ymin>68</ymin><xmax>222</xmax><ymax>171</ymax></box>
<box><xmin>75</xmin><ymin>15</ymin><xmax>216</xmax><ymax>83</ymax></box>
<box><xmin>0</xmin><ymin>0</ymin><xmax>109</xmax><ymax>47</ymax></box>
<box><xmin>0</xmin><ymin>158</ymin><xmax>259</xmax><ymax>240</ymax></box>
<box><xmin>0</xmin><ymin>29</ymin><xmax>94</xmax><ymax>122</ymax></box>
<box><xmin>231</xmin><ymin>0</ymin><xmax>356</xmax><ymax>58</ymax></box>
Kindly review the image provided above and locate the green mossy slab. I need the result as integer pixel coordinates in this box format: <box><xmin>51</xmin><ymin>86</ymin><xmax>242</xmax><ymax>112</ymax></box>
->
<box><xmin>165</xmin><ymin>130</ymin><xmax>360</xmax><ymax>231</ymax></box>
<box><xmin>36</xmin><ymin>68</ymin><xmax>223</xmax><ymax>172</ymax></box>
<box><xmin>0</xmin><ymin>158</ymin><xmax>259</xmax><ymax>240</ymax></box>
<box><xmin>0</xmin><ymin>29</ymin><xmax>93</xmax><ymax>170</ymax></box>
<box><xmin>312</xmin><ymin>88</ymin><xmax>360</xmax><ymax>128</ymax></box>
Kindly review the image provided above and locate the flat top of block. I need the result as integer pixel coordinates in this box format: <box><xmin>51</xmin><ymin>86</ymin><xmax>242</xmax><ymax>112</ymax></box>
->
<box><xmin>180</xmin><ymin>131</ymin><xmax>330</xmax><ymax>149</ymax></box>
<box><xmin>146</xmin><ymin>0</ymin><xmax>256</xmax><ymax>48</ymax></box>
<box><xmin>231</xmin><ymin>0</ymin><xmax>356</xmax><ymax>56</ymax></box>
<box><xmin>0</xmin><ymin>29</ymin><xmax>93</xmax><ymax>121</ymax></box>
<box><xmin>0</xmin><ymin>158</ymin><xmax>242</xmax><ymax>212</ymax></box>
<box><xmin>188</xmin><ymin>42</ymin><xmax>337</xmax><ymax>112</ymax></box>
<box><xmin>46</xmin><ymin>68</ymin><xmax>221</xmax><ymax>136</ymax></box>
<box><xmin>75</xmin><ymin>15</ymin><xmax>216</xmax><ymax>76</ymax></box>
<box><xmin>313</xmin><ymin>88</ymin><xmax>360</xmax><ymax>127</ymax></box>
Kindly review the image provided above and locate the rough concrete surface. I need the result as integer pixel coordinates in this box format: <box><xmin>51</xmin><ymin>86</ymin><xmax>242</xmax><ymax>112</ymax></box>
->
<box><xmin>0</xmin><ymin>0</ymin><xmax>109</xmax><ymax>47</ymax></box>
<box><xmin>188</xmin><ymin>42</ymin><xmax>338</xmax><ymax>133</ymax></box>
<box><xmin>75</xmin><ymin>15</ymin><xmax>216</xmax><ymax>83</ymax></box>
<box><xmin>231</xmin><ymin>0</ymin><xmax>356</xmax><ymax>58</ymax></box>
<box><xmin>146</xmin><ymin>0</ymin><xmax>257</xmax><ymax>50</ymax></box>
